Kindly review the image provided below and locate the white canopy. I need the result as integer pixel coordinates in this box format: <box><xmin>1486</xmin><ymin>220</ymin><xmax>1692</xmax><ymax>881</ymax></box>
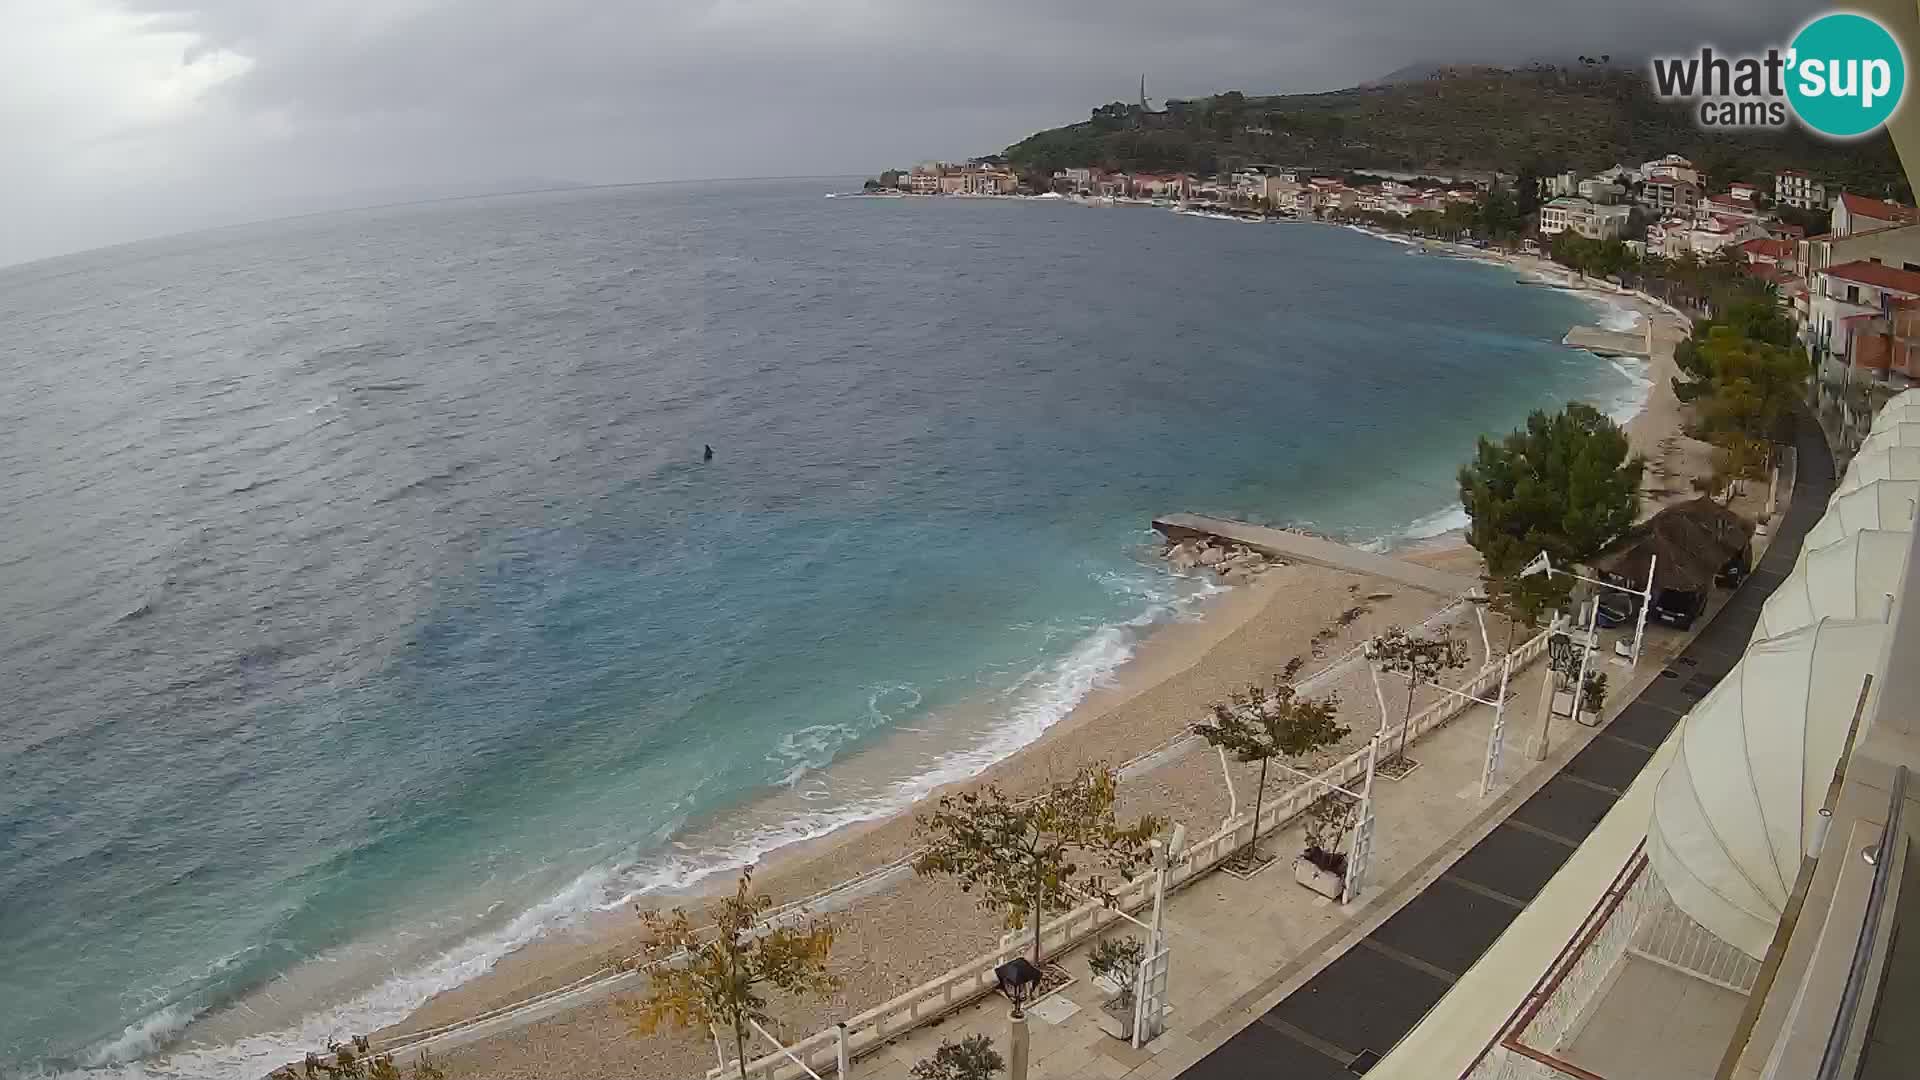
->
<box><xmin>1806</xmin><ymin>479</ymin><xmax>1919</xmax><ymax>548</ymax></box>
<box><xmin>1871</xmin><ymin>391</ymin><xmax>1920</xmax><ymax>431</ymax></box>
<box><xmin>1855</xmin><ymin>422</ymin><xmax>1920</xmax><ymax>460</ymax></box>
<box><xmin>1751</xmin><ymin>530</ymin><xmax>1910</xmax><ymax>642</ymax></box>
<box><xmin>1648</xmin><ymin>618</ymin><xmax>1886</xmax><ymax>958</ymax></box>
<box><xmin>1837</xmin><ymin>445</ymin><xmax>1920</xmax><ymax>496</ymax></box>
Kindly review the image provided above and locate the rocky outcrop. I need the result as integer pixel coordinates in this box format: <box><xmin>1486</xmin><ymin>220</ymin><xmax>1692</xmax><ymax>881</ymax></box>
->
<box><xmin>1160</xmin><ymin>538</ymin><xmax>1285</xmax><ymax>583</ymax></box>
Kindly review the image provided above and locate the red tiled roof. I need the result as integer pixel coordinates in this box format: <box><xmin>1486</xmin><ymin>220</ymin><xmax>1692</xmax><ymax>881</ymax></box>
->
<box><xmin>1839</xmin><ymin>192</ymin><xmax>1917</xmax><ymax>222</ymax></box>
<box><xmin>1824</xmin><ymin>259</ymin><xmax>1920</xmax><ymax>294</ymax></box>
<box><xmin>1741</xmin><ymin>238</ymin><xmax>1794</xmax><ymax>259</ymax></box>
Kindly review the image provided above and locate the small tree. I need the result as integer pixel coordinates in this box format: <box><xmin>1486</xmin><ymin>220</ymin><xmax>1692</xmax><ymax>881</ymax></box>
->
<box><xmin>913</xmin><ymin>764</ymin><xmax>1161</xmax><ymax>968</ymax></box>
<box><xmin>912</xmin><ymin>1034</ymin><xmax>1005</xmax><ymax>1080</ymax></box>
<box><xmin>1191</xmin><ymin>658</ymin><xmax>1346</xmax><ymax>862</ymax></box>
<box><xmin>1370</xmin><ymin>627</ymin><xmax>1470</xmax><ymax>765</ymax></box>
<box><xmin>1087</xmin><ymin>935</ymin><xmax>1148</xmax><ymax>1010</ymax></box>
<box><xmin>623</xmin><ymin>868</ymin><xmax>837</xmax><ymax>1080</ymax></box>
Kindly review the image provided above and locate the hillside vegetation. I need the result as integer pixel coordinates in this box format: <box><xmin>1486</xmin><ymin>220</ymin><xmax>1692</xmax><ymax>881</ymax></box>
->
<box><xmin>1004</xmin><ymin>68</ymin><xmax>1907</xmax><ymax>196</ymax></box>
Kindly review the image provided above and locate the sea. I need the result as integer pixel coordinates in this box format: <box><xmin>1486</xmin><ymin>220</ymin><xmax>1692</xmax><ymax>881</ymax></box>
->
<box><xmin>0</xmin><ymin>180</ymin><xmax>1649</xmax><ymax>1077</ymax></box>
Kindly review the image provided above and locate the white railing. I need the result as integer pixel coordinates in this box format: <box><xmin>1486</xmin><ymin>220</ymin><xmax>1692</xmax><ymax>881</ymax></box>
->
<box><xmin>1464</xmin><ymin>849</ymin><xmax>1654</xmax><ymax>1080</ymax></box>
<box><xmin>717</xmin><ymin>630</ymin><xmax>1555</xmax><ymax>1079</ymax></box>
<box><xmin>1630</xmin><ymin>883</ymin><xmax>1761</xmax><ymax>994</ymax></box>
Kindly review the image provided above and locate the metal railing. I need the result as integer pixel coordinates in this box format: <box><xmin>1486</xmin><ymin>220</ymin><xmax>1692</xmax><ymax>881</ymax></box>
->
<box><xmin>1814</xmin><ymin>764</ymin><xmax>1910</xmax><ymax>1080</ymax></box>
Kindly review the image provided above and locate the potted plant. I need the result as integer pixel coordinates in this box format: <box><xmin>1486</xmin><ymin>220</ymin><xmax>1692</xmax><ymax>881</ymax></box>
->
<box><xmin>912</xmin><ymin>1034</ymin><xmax>1004</xmax><ymax>1080</ymax></box>
<box><xmin>1086</xmin><ymin>936</ymin><xmax>1148</xmax><ymax>1040</ymax></box>
<box><xmin>1581</xmin><ymin>670</ymin><xmax>1609</xmax><ymax>719</ymax></box>
<box><xmin>1293</xmin><ymin>792</ymin><xmax>1359</xmax><ymax>899</ymax></box>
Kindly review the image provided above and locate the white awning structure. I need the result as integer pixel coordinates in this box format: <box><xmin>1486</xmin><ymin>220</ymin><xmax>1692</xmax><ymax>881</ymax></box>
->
<box><xmin>1648</xmin><ymin>618</ymin><xmax>1886</xmax><ymax>958</ymax></box>
<box><xmin>1855</xmin><ymin>422</ymin><xmax>1920</xmax><ymax>460</ymax></box>
<box><xmin>1805</xmin><ymin>479</ymin><xmax>1919</xmax><ymax>548</ymax></box>
<box><xmin>1872</xmin><ymin>391</ymin><xmax>1920</xmax><ymax>430</ymax></box>
<box><xmin>1751</xmin><ymin>530</ymin><xmax>1910</xmax><ymax>641</ymax></box>
<box><xmin>1837</xmin><ymin>445</ymin><xmax>1920</xmax><ymax>496</ymax></box>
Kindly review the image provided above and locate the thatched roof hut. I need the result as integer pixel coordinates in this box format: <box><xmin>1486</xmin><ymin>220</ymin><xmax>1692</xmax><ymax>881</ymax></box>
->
<box><xmin>1596</xmin><ymin>498</ymin><xmax>1755</xmax><ymax>593</ymax></box>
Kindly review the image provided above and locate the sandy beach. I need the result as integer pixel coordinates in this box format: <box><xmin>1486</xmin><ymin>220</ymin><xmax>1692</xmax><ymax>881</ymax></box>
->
<box><xmin>362</xmin><ymin>244</ymin><xmax>1707</xmax><ymax>1080</ymax></box>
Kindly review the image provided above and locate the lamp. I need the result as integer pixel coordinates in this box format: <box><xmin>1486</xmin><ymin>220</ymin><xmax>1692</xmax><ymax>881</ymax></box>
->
<box><xmin>994</xmin><ymin>957</ymin><xmax>1044</xmax><ymax>1016</ymax></box>
<box><xmin>1520</xmin><ymin>551</ymin><xmax>1554</xmax><ymax>578</ymax></box>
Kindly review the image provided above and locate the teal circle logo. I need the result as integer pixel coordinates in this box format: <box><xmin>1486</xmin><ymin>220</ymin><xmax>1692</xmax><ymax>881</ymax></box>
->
<box><xmin>1788</xmin><ymin>12</ymin><xmax>1906</xmax><ymax>137</ymax></box>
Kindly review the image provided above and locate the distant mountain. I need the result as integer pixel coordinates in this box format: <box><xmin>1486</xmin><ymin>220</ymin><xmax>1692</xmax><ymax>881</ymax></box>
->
<box><xmin>1006</xmin><ymin>67</ymin><xmax>1906</xmax><ymax>196</ymax></box>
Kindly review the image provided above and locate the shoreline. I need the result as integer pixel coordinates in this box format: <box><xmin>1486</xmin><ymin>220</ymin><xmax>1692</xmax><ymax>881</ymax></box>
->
<box><xmin>167</xmin><ymin>214</ymin><xmax>1700</xmax><ymax>1080</ymax></box>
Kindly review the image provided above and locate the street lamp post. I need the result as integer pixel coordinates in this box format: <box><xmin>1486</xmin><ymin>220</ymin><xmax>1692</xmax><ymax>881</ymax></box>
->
<box><xmin>995</xmin><ymin>958</ymin><xmax>1043</xmax><ymax>1080</ymax></box>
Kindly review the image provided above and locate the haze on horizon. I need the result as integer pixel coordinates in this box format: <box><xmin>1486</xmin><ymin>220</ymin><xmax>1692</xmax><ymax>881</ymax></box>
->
<box><xmin>7</xmin><ymin>0</ymin><xmax>1819</xmax><ymax>267</ymax></box>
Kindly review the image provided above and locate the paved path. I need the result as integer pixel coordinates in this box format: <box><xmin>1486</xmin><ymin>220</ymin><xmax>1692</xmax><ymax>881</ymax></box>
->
<box><xmin>1152</xmin><ymin>514</ymin><xmax>1477</xmax><ymax>598</ymax></box>
<box><xmin>1173</xmin><ymin>410</ymin><xmax>1835</xmax><ymax>1078</ymax></box>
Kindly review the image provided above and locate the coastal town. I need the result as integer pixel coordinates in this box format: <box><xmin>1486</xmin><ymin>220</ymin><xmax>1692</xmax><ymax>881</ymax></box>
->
<box><xmin>867</xmin><ymin>154</ymin><xmax>1920</xmax><ymax>396</ymax></box>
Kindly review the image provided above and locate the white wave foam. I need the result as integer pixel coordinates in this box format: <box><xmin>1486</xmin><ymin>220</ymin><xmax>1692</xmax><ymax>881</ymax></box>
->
<box><xmin>58</xmin><ymin>867</ymin><xmax>616</xmax><ymax>1080</ymax></box>
<box><xmin>79</xmin><ymin>1006</ymin><xmax>200</xmax><ymax>1069</ymax></box>
<box><xmin>603</xmin><ymin>568</ymin><xmax>1217</xmax><ymax>908</ymax></box>
<box><xmin>1355</xmin><ymin>504</ymin><xmax>1471</xmax><ymax>553</ymax></box>
<box><xmin>1588</xmin><ymin>295</ymin><xmax>1644</xmax><ymax>334</ymax></box>
<box><xmin>1601</xmin><ymin>356</ymin><xmax>1655</xmax><ymax>426</ymax></box>
<box><xmin>68</xmin><ymin>568</ymin><xmax>1216</xmax><ymax>1077</ymax></box>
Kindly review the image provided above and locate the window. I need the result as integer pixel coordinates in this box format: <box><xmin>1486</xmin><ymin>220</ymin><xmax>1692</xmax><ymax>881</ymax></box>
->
<box><xmin>1849</xmin><ymin>285</ymin><xmax>1861</xmax><ymax>303</ymax></box>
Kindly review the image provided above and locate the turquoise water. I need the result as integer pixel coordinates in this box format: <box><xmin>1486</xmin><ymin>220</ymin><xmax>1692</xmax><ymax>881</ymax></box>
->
<box><xmin>0</xmin><ymin>182</ymin><xmax>1645</xmax><ymax>1077</ymax></box>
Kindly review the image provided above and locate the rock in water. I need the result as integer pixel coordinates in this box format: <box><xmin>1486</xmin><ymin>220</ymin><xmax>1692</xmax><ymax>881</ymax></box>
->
<box><xmin>1198</xmin><ymin>546</ymin><xmax>1225</xmax><ymax>566</ymax></box>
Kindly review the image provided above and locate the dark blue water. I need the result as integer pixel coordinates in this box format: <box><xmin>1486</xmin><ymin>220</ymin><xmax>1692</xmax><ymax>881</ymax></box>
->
<box><xmin>0</xmin><ymin>182</ymin><xmax>1644</xmax><ymax>1077</ymax></box>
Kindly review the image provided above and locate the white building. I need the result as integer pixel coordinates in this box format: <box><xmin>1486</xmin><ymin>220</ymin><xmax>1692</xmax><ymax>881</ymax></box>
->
<box><xmin>1539</xmin><ymin>196</ymin><xmax>1631</xmax><ymax>241</ymax></box>
<box><xmin>1775</xmin><ymin>169</ymin><xmax>1828</xmax><ymax>210</ymax></box>
<box><xmin>1833</xmin><ymin>192</ymin><xmax>1918</xmax><ymax>238</ymax></box>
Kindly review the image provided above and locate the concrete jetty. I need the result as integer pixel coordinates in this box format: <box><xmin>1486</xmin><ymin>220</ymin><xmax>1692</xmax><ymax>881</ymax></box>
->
<box><xmin>1564</xmin><ymin>322</ymin><xmax>1654</xmax><ymax>359</ymax></box>
<box><xmin>1151</xmin><ymin>513</ymin><xmax>1478</xmax><ymax>597</ymax></box>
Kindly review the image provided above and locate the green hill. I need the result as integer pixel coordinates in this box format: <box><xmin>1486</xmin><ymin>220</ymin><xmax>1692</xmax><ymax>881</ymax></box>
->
<box><xmin>1003</xmin><ymin>67</ymin><xmax>1908</xmax><ymax>198</ymax></box>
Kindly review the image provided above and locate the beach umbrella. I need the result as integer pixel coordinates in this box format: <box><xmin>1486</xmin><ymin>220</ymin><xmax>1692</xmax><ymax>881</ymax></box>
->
<box><xmin>1750</xmin><ymin>530</ymin><xmax>1909</xmax><ymax>642</ymax></box>
<box><xmin>1806</xmin><ymin>479</ymin><xmax>1919</xmax><ymax>548</ymax></box>
<box><xmin>1648</xmin><ymin>618</ymin><xmax>1886</xmax><ymax>958</ymax></box>
<box><xmin>1837</xmin><ymin>445</ymin><xmax>1920</xmax><ymax>496</ymax></box>
<box><xmin>1855</xmin><ymin>422</ymin><xmax>1920</xmax><ymax>460</ymax></box>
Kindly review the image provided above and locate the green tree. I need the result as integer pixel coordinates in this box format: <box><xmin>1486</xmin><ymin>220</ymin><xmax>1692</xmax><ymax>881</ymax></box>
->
<box><xmin>913</xmin><ymin>765</ymin><xmax>1161</xmax><ymax>967</ymax></box>
<box><xmin>1457</xmin><ymin>402</ymin><xmax>1645</xmax><ymax>579</ymax></box>
<box><xmin>623</xmin><ymin>869</ymin><xmax>837</xmax><ymax>1080</ymax></box>
<box><xmin>912</xmin><ymin>1034</ymin><xmax>1005</xmax><ymax>1080</ymax></box>
<box><xmin>1190</xmin><ymin>658</ymin><xmax>1347</xmax><ymax>862</ymax></box>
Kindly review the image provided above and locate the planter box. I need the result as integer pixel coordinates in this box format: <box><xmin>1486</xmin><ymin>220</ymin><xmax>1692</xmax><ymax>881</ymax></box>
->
<box><xmin>1294</xmin><ymin>857</ymin><xmax>1346</xmax><ymax>900</ymax></box>
<box><xmin>1096</xmin><ymin>996</ymin><xmax>1137</xmax><ymax>1041</ymax></box>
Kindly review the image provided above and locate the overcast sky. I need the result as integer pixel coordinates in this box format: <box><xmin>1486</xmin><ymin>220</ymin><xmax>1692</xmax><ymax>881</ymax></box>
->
<box><xmin>4</xmin><ymin>0</ymin><xmax>1821</xmax><ymax>266</ymax></box>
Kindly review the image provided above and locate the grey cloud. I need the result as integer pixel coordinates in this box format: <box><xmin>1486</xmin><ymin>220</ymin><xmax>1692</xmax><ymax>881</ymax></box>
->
<box><xmin>6</xmin><ymin>0</ymin><xmax>1823</xmax><ymax>266</ymax></box>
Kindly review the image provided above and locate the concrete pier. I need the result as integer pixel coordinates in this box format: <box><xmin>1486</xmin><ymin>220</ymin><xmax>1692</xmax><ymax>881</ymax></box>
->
<box><xmin>1563</xmin><ymin>323</ymin><xmax>1653</xmax><ymax>358</ymax></box>
<box><xmin>1151</xmin><ymin>513</ymin><xmax>1477</xmax><ymax>597</ymax></box>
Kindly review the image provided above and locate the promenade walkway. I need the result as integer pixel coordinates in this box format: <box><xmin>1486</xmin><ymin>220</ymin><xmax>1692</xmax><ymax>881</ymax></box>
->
<box><xmin>1151</xmin><ymin>514</ymin><xmax>1477</xmax><ymax>597</ymax></box>
<box><xmin>1169</xmin><ymin>412</ymin><xmax>1833</xmax><ymax>1079</ymax></box>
